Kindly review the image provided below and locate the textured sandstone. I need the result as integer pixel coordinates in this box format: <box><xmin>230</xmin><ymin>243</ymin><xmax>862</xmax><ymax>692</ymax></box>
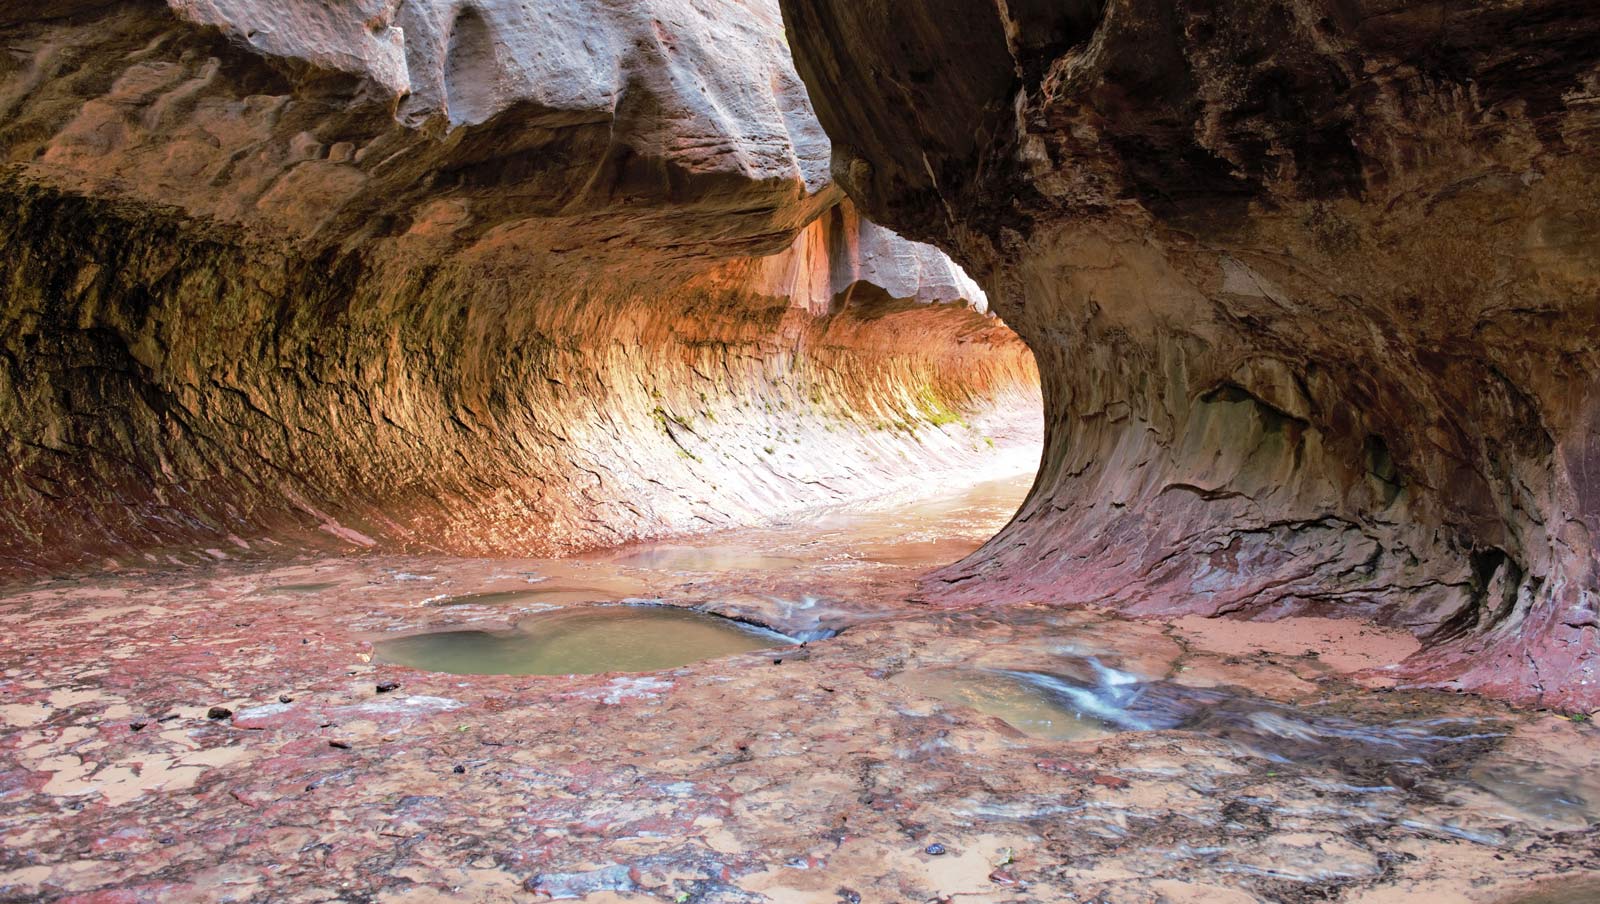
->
<box><xmin>3</xmin><ymin>496</ymin><xmax>1595</xmax><ymax>903</ymax></box>
<box><xmin>781</xmin><ymin>0</ymin><xmax>1600</xmax><ymax>708</ymax></box>
<box><xmin>0</xmin><ymin>1</ymin><xmax>1036</xmax><ymax>576</ymax></box>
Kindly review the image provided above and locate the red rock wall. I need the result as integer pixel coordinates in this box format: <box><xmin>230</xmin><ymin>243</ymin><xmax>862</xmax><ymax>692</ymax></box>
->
<box><xmin>0</xmin><ymin>2</ymin><xmax>1040</xmax><ymax>577</ymax></box>
<box><xmin>0</xmin><ymin>180</ymin><xmax>1036</xmax><ymax>576</ymax></box>
<box><xmin>781</xmin><ymin>0</ymin><xmax>1600</xmax><ymax>708</ymax></box>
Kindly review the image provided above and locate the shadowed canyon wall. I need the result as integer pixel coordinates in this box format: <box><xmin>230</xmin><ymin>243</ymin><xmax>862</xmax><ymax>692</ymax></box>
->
<box><xmin>781</xmin><ymin>0</ymin><xmax>1600</xmax><ymax>707</ymax></box>
<box><xmin>0</xmin><ymin>1</ymin><xmax>1039</xmax><ymax>577</ymax></box>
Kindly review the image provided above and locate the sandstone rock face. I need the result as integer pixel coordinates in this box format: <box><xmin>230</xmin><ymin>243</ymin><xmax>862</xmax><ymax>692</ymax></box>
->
<box><xmin>0</xmin><ymin>1</ymin><xmax>1037</xmax><ymax>576</ymax></box>
<box><xmin>781</xmin><ymin>0</ymin><xmax>1600</xmax><ymax>708</ymax></box>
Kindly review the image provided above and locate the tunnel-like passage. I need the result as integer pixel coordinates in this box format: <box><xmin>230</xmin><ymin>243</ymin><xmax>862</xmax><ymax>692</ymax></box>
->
<box><xmin>781</xmin><ymin>0</ymin><xmax>1600</xmax><ymax>711</ymax></box>
<box><xmin>5</xmin><ymin>3</ymin><xmax>1600</xmax><ymax>902</ymax></box>
<box><xmin>0</xmin><ymin>2</ymin><xmax>1039</xmax><ymax>579</ymax></box>
<box><xmin>4</xmin><ymin>0</ymin><xmax>1597</xmax><ymax>709</ymax></box>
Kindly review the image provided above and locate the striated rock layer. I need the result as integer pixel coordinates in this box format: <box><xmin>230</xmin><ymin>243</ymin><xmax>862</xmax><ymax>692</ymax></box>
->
<box><xmin>0</xmin><ymin>1</ymin><xmax>1038</xmax><ymax>577</ymax></box>
<box><xmin>781</xmin><ymin>0</ymin><xmax>1600</xmax><ymax>707</ymax></box>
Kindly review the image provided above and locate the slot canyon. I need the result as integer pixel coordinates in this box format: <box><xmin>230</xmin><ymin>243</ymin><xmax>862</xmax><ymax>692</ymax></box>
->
<box><xmin>1</xmin><ymin>1</ymin><xmax>1597</xmax><ymax>902</ymax></box>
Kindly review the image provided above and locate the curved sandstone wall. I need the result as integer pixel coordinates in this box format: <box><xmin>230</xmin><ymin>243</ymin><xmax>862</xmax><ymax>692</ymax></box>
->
<box><xmin>0</xmin><ymin>1</ymin><xmax>1039</xmax><ymax>576</ymax></box>
<box><xmin>781</xmin><ymin>0</ymin><xmax>1600</xmax><ymax>708</ymax></box>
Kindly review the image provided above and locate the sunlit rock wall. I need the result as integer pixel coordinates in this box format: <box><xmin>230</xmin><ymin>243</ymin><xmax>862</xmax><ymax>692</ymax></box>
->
<box><xmin>0</xmin><ymin>1</ymin><xmax>1039</xmax><ymax>577</ymax></box>
<box><xmin>781</xmin><ymin>0</ymin><xmax>1600</xmax><ymax>708</ymax></box>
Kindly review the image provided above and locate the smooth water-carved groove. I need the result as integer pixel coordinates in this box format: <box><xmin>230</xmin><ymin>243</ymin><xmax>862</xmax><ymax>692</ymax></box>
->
<box><xmin>444</xmin><ymin>8</ymin><xmax>499</xmax><ymax>127</ymax></box>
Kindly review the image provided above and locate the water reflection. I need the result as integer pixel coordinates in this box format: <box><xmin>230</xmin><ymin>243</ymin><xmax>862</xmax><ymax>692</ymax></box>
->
<box><xmin>375</xmin><ymin>605</ymin><xmax>791</xmax><ymax>675</ymax></box>
<box><xmin>819</xmin><ymin>471</ymin><xmax>1033</xmax><ymax>568</ymax></box>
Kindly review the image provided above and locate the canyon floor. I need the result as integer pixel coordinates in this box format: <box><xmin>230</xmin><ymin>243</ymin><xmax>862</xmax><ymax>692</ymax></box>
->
<box><xmin>2</xmin><ymin>440</ymin><xmax>1597</xmax><ymax>904</ymax></box>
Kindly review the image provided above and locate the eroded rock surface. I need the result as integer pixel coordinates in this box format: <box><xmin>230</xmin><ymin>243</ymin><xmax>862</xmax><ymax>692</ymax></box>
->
<box><xmin>0</xmin><ymin>1</ymin><xmax>1037</xmax><ymax>577</ymax></box>
<box><xmin>781</xmin><ymin>0</ymin><xmax>1600</xmax><ymax>708</ymax></box>
<box><xmin>2</xmin><ymin>472</ymin><xmax>1595</xmax><ymax>902</ymax></box>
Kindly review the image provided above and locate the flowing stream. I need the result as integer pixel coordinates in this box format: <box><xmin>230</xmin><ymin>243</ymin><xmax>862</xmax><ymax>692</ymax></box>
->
<box><xmin>5</xmin><ymin>441</ymin><xmax>1598</xmax><ymax>903</ymax></box>
<box><xmin>358</xmin><ymin>444</ymin><xmax>1599</xmax><ymax>885</ymax></box>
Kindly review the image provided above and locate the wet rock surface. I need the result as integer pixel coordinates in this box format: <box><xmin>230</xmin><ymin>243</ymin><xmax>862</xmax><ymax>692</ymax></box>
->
<box><xmin>779</xmin><ymin>0</ymin><xmax>1600</xmax><ymax>708</ymax></box>
<box><xmin>2</xmin><ymin>463</ymin><xmax>1597</xmax><ymax>903</ymax></box>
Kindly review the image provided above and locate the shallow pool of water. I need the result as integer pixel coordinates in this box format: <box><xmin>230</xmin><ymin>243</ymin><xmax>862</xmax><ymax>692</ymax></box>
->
<box><xmin>374</xmin><ymin>605</ymin><xmax>791</xmax><ymax>675</ymax></box>
<box><xmin>810</xmin><ymin>471</ymin><xmax>1034</xmax><ymax>537</ymax></box>
<box><xmin>263</xmin><ymin>581</ymin><xmax>341</xmax><ymax>594</ymax></box>
<box><xmin>857</xmin><ymin>537</ymin><xmax>987</xmax><ymax>567</ymax></box>
<box><xmin>814</xmin><ymin>472</ymin><xmax>1032</xmax><ymax>569</ymax></box>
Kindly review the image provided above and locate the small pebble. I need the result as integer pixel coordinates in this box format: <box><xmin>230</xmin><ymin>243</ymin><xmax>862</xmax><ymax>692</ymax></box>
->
<box><xmin>453</xmin><ymin>764</ymin><xmax>466</xmax><ymax>774</ymax></box>
<box><xmin>376</xmin><ymin>681</ymin><xmax>401</xmax><ymax>694</ymax></box>
<box><xmin>924</xmin><ymin>843</ymin><xmax>946</xmax><ymax>856</ymax></box>
<box><xmin>206</xmin><ymin>706</ymin><xmax>232</xmax><ymax>721</ymax></box>
<box><xmin>129</xmin><ymin>721</ymin><xmax>147</xmax><ymax>732</ymax></box>
<box><xmin>278</xmin><ymin>694</ymin><xmax>294</xmax><ymax>704</ymax></box>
